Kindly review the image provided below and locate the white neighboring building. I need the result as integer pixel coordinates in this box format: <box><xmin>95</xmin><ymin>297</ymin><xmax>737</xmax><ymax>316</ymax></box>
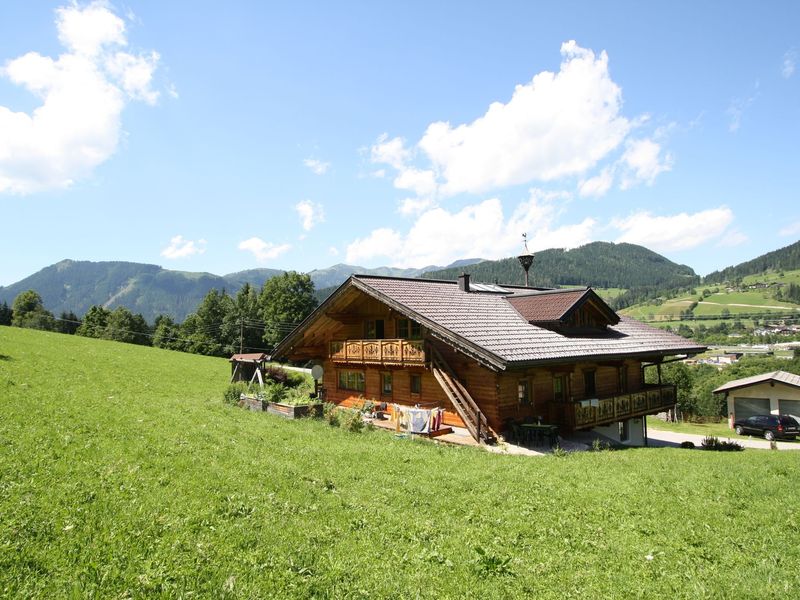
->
<box><xmin>714</xmin><ymin>370</ymin><xmax>800</xmax><ymax>426</ymax></box>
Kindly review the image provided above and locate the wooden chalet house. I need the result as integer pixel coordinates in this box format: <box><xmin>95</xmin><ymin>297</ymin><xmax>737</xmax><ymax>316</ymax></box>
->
<box><xmin>273</xmin><ymin>273</ymin><xmax>705</xmax><ymax>444</ymax></box>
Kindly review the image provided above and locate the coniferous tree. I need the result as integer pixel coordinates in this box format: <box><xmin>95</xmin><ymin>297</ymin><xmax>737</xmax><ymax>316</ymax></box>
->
<box><xmin>76</xmin><ymin>306</ymin><xmax>111</xmax><ymax>338</ymax></box>
<box><xmin>56</xmin><ymin>311</ymin><xmax>80</xmax><ymax>334</ymax></box>
<box><xmin>0</xmin><ymin>301</ymin><xmax>12</xmax><ymax>326</ymax></box>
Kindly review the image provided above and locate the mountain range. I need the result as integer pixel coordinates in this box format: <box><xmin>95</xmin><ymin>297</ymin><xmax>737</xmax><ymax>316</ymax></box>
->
<box><xmin>5</xmin><ymin>240</ymin><xmax>798</xmax><ymax>324</ymax></box>
<box><xmin>0</xmin><ymin>258</ymin><xmax>483</xmax><ymax>322</ymax></box>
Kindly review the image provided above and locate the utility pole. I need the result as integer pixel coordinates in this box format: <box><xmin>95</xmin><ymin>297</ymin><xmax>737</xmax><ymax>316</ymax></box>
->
<box><xmin>239</xmin><ymin>318</ymin><xmax>244</xmax><ymax>354</ymax></box>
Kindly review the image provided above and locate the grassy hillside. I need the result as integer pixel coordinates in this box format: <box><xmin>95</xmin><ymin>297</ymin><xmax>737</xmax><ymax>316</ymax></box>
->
<box><xmin>621</xmin><ymin>270</ymin><xmax>800</xmax><ymax>324</ymax></box>
<box><xmin>2</xmin><ymin>327</ymin><xmax>799</xmax><ymax>598</ymax></box>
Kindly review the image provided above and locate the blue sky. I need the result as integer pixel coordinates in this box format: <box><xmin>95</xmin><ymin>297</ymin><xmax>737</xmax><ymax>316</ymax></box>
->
<box><xmin>1</xmin><ymin>1</ymin><xmax>799</xmax><ymax>286</ymax></box>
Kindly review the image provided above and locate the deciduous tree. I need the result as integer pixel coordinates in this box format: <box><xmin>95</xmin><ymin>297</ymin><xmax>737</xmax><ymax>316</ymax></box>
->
<box><xmin>259</xmin><ymin>272</ymin><xmax>317</xmax><ymax>349</ymax></box>
<box><xmin>11</xmin><ymin>290</ymin><xmax>54</xmax><ymax>330</ymax></box>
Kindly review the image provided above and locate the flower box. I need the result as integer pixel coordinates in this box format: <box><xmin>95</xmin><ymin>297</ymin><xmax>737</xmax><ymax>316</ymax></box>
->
<box><xmin>267</xmin><ymin>402</ymin><xmax>323</xmax><ymax>419</ymax></box>
<box><xmin>240</xmin><ymin>394</ymin><xmax>266</xmax><ymax>412</ymax></box>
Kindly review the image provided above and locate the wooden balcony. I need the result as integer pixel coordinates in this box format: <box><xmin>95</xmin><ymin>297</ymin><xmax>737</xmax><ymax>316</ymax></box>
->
<box><xmin>572</xmin><ymin>384</ymin><xmax>676</xmax><ymax>429</ymax></box>
<box><xmin>329</xmin><ymin>339</ymin><xmax>425</xmax><ymax>366</ymax></box>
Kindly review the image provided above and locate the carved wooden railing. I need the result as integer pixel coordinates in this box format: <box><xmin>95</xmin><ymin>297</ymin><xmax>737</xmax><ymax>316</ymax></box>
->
<box><xmin>329</xmin><ymin>339</ymin><xmax>425</xmax><ymax>366</ymax></box>
<box><xmin>572</xmin><ymin>384</ymin><xmax>676</xmax><ymax>429</ymax></box>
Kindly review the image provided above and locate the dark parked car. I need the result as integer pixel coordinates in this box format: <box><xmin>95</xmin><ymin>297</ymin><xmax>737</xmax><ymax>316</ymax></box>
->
<box><xmin>733</xmin><ymin>415</ymin><xmax>800</xmax><ymax>441</ymax></box>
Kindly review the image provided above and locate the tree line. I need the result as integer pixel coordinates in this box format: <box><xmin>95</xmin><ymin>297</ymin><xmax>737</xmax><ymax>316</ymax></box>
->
<box><xmin>1</xmin><ymin>272</ymin><xmax>317</xmax><ymax>358</ymax></box>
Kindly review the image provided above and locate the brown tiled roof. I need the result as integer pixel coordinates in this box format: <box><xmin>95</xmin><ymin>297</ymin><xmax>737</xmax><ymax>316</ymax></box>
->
<box><xmin>507</xmin><ymin>289</ymin><xmax>586</xmax><ymax>322</ymax></box>
<box><xmin>349</xmin><ymin>276</ymin><xmax>705</xmax><ymax>370</ymax></box>
<box><xmin>506</xmin><ymin>288</ymin><xmax>618</xmax><ymax>325</ymax></box>
<box><xmin>229</xmin><ymin>353</ymin><xmax>269</xmax><ymax>362</ymax></box>
<box><xmin>713</xmin><ymin>370</ymin><xmax>800</xmax><ymax>394</ymax></box>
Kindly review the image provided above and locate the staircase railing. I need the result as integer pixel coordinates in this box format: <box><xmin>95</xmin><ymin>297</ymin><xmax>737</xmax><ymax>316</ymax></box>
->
<box><xmin>429</xmin><ymin>346</ymin><xmax>493</xmax><ymax>444</ymax></box>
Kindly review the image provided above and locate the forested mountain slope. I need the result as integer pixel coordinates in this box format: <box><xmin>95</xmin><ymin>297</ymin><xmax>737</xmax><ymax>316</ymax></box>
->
<box><xmin>423</xmin><ymin>242</ymin><xmax>698</xmax><ymax>289</ymax></box>
<box><xmin>704</xmin><ymin>240</ymin><xmax>800</xmax><ymax>283</ymax></box>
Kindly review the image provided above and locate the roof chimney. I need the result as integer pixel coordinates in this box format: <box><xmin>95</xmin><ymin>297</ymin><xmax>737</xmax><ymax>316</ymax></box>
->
<box><xmin>458</xmin><ymin>273</ymin><xmax>470</xmax><ymax>293</ymax></box>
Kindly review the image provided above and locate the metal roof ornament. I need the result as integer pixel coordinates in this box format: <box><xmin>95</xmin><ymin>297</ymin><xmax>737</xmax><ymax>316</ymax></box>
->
<box><xmin>518</xmin><ymin>233</ymin><xmax>534</xmax><ymax>287</ymax></box>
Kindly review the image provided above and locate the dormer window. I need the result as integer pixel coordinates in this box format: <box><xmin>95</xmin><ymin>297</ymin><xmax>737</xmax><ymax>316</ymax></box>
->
<box><xmin>506</xmin><ymin>288</ymin><xmax>620</xmax><ymax>335</ymax></box>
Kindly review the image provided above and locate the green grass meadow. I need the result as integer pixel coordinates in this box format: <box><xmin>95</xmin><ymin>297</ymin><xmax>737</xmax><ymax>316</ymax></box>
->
<box><xmin>1</xmin><ymin>327</ymin><xmax>799</xmax><ymax>598</ymax></box>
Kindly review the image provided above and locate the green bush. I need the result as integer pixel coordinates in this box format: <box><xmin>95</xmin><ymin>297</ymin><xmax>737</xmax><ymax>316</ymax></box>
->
<box><xmin>285</xmin><ymin>370</ymin><xmax>310</xmax><ymax>388</ymax></box>
<box><xmin>701</xmin><ymin>436</ymin><xmax>744</xmax><ymax>452</ymax></box>
<box><xmin>323</xmin><ymin>402</ymin><xmax>339</xmax><ymax>427</ymax></box>
<box><xmin>262</xmin><ymin>381</ymin><xmax>287</xmax><ymax>404</ymax></box>
<box><xmin>283</xmin><ymin>384</ymin><xmax>314</xmax><ymax>406</ymax></box>
<box><xmin>223</xmin><ymin>382</ymin><xmax>249</xmax><ymax>405</ymax></box>
<box><xmin>342</xmin><ymin>408</ymin><xmax>364</xmax><ymax>433</ymax></box>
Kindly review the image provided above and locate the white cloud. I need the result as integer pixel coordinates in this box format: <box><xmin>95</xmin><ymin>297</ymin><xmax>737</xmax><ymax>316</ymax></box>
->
<box><xmin>295</xmin><ymin>199</ymin><xmax>324</xmax><ymax>231</ymax></box>
<box><xmin>715</xmin><ymin>229</ymin><xmax>749</xmax><ymax>248</ymax></box>
<box><xmin>727</xmin><ymin>82</ymin><xmax>759</xmax><ymax>133</ymax></box>
<box><xmin>105</xmin><ymin>50</ymin><xmax>160</xmax><ymax>104</ymax></box>
<box><xmin>782</xmin><ymin>49</ymin><xmax>797</xmax><ymax>79</ymax></box>
<box><xmin>0</xmin><ymin>0</ymin><xmax>165</xmax><ymax>194</ymax></box>
<box><xmin>398</xmin><ymin>197</ymin><xmax>435</xmax><ymax>216</ymax></box>
<box><xmin>579</xmin><ymin>167</ymin><xmax>613</xmax><ymax>198</ymax></box>
<box><xmin>345</xmin><ymin>228</ymin><xmax>405</xmax><ymax>264</ymax></box>
<box><xmin>415</xmin><ymin>41</ymin><xmax>631</xmax><ymax>195</ymax></box>
<box><xmin>779</xmin><ymin>220</ymin><xmax>800</xmax><ymax>237</ymax></box>
<box><xmin>346</xmin><ymin>190</ymin><xmax>595</xmax><ymax>267</ymax></box>
<box><xmin>370</xmin><ymin>41</ymin><xmax>672</xmax><ymax>203</ymax></box>
<box><xmin>393</xmin><ymin>167</ymin><xmax>437</xmax><ymax>197</ymax></box>
<box><xmin>56</xmin><ymin>0</ymin><xmax>126</xmax><ymax>56</ymax></box>
<box><xmin>303</xmin><ymin>158</ymin><xmax>330</xmax><ymax>175</ymax></box>
<box><xmin>161</xmin><ymin>235</ymin><xmax>206</xmax><ymax>259</ymax></box>
<box><xmin>619</xmin><ymin>138</ymin><xmax>672</xmax><ymax>189</ymax></box>
<box><xmin>370</xmin><ymin>134</ymin><xmax>410</xmax><ymax>170</ymax></box>
<box><xmin>328</xmin><ymin>246</ymin><xmax>339</xmax><ymax>256</ymax></box>
<box><xmin>238</xmin><ymin>237</ymin><xmax>291</xmax><ymax>262</ymax></box>
<box><xmin>613</xmin><ymin>207</ymin><xmax>734</xmax><ymax>251</ymax></box>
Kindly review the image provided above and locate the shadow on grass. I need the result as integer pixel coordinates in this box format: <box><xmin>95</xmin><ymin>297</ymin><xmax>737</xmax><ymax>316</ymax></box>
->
<box><xmin>0</xmin><ymin>354</ymin><xmax>11</xmax><ymax>361</ymax></box>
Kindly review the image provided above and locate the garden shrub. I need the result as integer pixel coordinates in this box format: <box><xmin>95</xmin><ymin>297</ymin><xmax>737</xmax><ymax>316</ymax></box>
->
<box><xmin>223</xmin><ymin>382</ymin><xmax>249</xmax><ymax>405</ymax></box>
<box><xmin>262</xmin><ymin>381</ymin><xmax>287</xmax><ymax>404</ymax></box>
<box><xmin>283</xmin><ymin>384</ymin><xmax>314</xmax><ymax>405</ymax></box>
<box><xmin>341</xmin><ymin>408</ymin><xmax>364</xmax><ymax>433</ymax></box>
<box><xmin>323</xmin><ymin>402</ymin><xmax>339</xmax><ymax>427</ymax></box>
<box><xmin>701</xmin><ymin>436</ymin><xmax>744</xmax><ymax>452</ymax></box>
<box><xmin>264</xmin><ymin>365</ymin><xmax>289</xmax><ymax>386</ymax></box>
<box><xmin>285</xmin><ymin>370</ymin><xmax>308</xmax><ymax>388</ymax></box>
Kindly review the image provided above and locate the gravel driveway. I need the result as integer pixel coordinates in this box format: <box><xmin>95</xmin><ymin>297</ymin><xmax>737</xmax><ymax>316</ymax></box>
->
<box><xmin>646</xmin><ymin>428</ymin><xmax>800</xmax><ymax>450</ymax></box>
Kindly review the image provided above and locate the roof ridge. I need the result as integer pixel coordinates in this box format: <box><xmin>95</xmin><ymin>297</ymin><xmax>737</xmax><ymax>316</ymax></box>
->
<box><xmin>507</xmin><ymin>287</ymin><xmax>589</xmax><ymax>298</ymax></box>
<box><xmin>352</xmin><ymin>273</ymin><xmax>551</xmax><ymax>291</ymax></box>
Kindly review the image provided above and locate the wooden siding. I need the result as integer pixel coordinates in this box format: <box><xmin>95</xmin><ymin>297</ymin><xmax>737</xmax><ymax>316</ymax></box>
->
<box><xmin>496</xmin><ymin>359</ymin><xmax>657</xmax><ymax>431</ymax></box>
<box><xmin>321</xmin><ymin>359</ymin><xmax>466</xmax><ymax>428</ymax></box>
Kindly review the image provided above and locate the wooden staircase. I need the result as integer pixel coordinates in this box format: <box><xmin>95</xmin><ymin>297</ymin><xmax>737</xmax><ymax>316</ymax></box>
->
<box><xmin>429</xmin><ymin>346</ymin><xmax>496</xmax><ymax>444</ymax></box>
